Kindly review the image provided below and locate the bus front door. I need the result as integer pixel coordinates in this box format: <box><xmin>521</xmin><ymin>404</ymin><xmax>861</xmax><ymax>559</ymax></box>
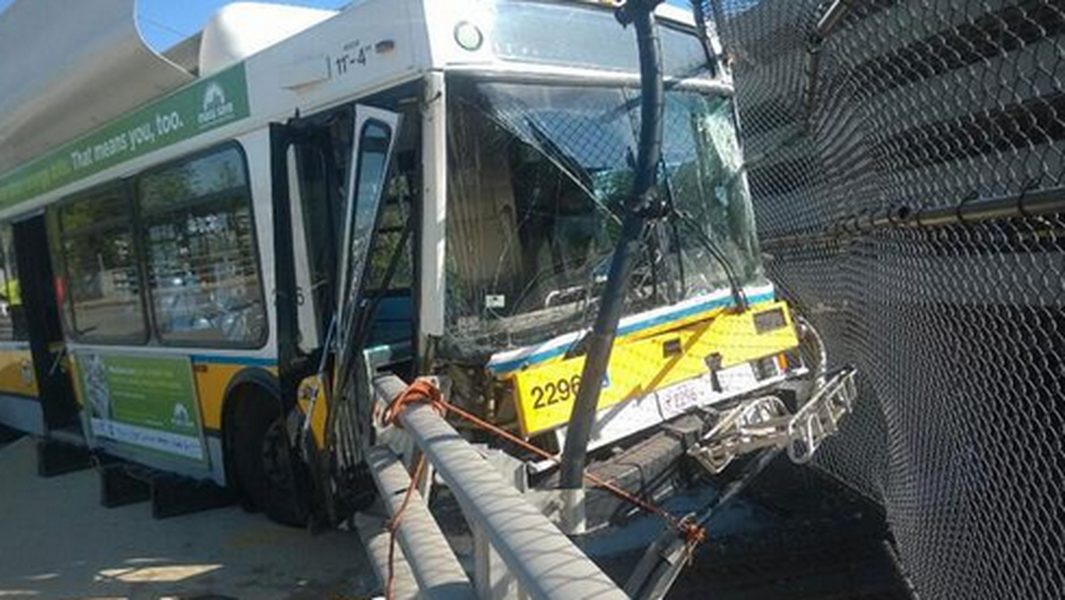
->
<box><xmin>271</xmin><ymin>105</ymin><xmax>402</xmax><ymax>523</ymax></box>
<box><xmin>12</xmin><ymin>215</ymin><xmax>78</xmax><ymax>433</ymax></box>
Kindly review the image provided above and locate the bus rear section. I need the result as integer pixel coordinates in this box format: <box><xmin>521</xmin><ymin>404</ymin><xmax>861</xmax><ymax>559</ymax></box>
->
<box><xmin>0</xmin><ymin>226</ymin><xmax>37</xmax><ymax>433</ymax></box>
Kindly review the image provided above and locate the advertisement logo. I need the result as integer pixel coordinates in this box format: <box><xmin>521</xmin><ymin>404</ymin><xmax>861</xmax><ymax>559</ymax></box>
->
<box><xmin>83</xmin><ymin>353</ymin><xmax>111</xmax><ymax>419</ymax></box>
<box><xmin>171</xmin><ymin>403</ymin><xmax>193</xmax><ymax>430</ymax></box>
<box><xmin>198</xmin><ymin>81</ymin><xmax>236</xmax><ymax>128</ymax></box>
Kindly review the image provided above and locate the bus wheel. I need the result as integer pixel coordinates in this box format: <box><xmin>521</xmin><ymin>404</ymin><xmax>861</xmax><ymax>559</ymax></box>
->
<box><xmin>233</xmin><ymin>397</ymin><xmax>308</xmax><ymax>527</ymax></box>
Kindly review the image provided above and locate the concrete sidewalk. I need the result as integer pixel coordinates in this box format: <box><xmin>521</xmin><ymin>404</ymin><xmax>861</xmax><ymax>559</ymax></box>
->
<box><xmin>0</xmin><ymin>438</ymin><xmax>376</xmax><ymax>600</ymax></box>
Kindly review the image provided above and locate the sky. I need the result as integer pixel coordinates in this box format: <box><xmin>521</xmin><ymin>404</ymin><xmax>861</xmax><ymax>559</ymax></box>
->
<box><xmin>0</xmin><ymin>0</ymin><xmax>349</xmax><ymax>50</ymax></box>
<box><xmin>0</xmin><ymin>0</ymin><xmax>696</xmax><ymax>51</ymax></box>
<box><xmin>135</xmin><ymin>0</ymin><xmax>351</xmax><ymax>49</ymax></box>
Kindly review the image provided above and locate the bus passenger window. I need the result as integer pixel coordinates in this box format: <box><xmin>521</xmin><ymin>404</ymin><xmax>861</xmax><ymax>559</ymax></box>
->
<box><xmin>136</xmin><ymin>146</ymin><xmax>265</xmax><ymax>347</ymax></box>
<box><xmin>58</xmin><ymin>187</ymin><xmax>147</xmax><ymax>343</ymax></box>
<box><xmin>0</xmin><ymin>224</ymin><xmax>27</xmax><ymax>342</ymax></box>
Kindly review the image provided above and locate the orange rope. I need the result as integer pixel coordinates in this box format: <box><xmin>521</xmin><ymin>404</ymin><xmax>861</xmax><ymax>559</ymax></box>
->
<box><xmin>382</xmin><ymin>378</ymin><xmax>707</xmax><ymax>551</ymax></box>
<box><xmin>384</xmin><ymin>453</ymin><xmax>427</xmax><ymax>600</ymax></box>
<box><xmin>381</xmin><ymin>379</ymin><xmax>446</xmax><ymax>428</ymax></box>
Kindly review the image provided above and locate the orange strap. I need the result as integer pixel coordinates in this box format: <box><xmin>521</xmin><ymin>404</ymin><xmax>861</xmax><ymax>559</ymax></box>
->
<box><xmin>381</xmin><ymin>379</ymin><xmax>446</xmax><ymax>428</ymax></box>
<box><xmin>384</xmin><ymin>454</ymin><xmax>427</xmax><ymax>600</ymax></box>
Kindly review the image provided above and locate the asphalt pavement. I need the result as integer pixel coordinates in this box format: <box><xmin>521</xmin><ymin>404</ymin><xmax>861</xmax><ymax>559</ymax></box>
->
<box><xmin>0</xmin><ymin>437</ymin><xmax>377</xmax><ymax>600</ymax></box>
<box><xmin>0</xmin><ymin>430</ymin><xmax>911</xmax><ymax>600</ymax></box>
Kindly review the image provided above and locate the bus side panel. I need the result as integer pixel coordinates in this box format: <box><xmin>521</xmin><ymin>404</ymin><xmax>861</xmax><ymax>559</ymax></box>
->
<box><xmin>0</xmin><ymin>345</ymin><xmax>42</xmax><ymax>434</ymax></box>
<box><xmin>0</xmin><ymin>346</ymin><xmax>37</xmax><ymax>398</ymax></box>
<box><xmin>194</xmin><ymin>361</ymin><xmax>280</xmax><ymax>432</ymax></box>
<box><xmin>194</xmin><ymin>362</ymin><xmax>246</xmax><ymax>433</ymax></box>
<box><xmin>194</xmin><ymin>360</ymin><xmax>280</xmax><ymax>488</ymax></box>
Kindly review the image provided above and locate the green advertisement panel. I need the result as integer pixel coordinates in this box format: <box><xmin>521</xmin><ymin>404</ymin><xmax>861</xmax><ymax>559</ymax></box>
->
<box><xmin>0</xmin><ymin>63</ymin><xmax>250</xmax><ymax>210</ymax></box>
<box><xmin>74</xmin><ymin>352</ymin><xmax>206</xmax><ymax>464</ymax></box>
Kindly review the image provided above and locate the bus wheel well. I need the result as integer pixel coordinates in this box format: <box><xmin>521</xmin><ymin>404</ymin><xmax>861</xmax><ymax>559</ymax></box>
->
<box><xmin>220</xmin><ymin>371</ymin><xmax>281</xmax><ymax>505</ymax></box>
<box><xmin>221</xmin><ymin>371</ymin><xmax>308</xmax><ymax>526</ymax></box>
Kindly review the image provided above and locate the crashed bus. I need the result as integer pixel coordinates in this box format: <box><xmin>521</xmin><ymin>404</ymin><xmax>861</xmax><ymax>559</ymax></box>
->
<box><xmin>0</xmin><ymin>0</ymin><xmax>854</xmax><ymax>546</ymax></box>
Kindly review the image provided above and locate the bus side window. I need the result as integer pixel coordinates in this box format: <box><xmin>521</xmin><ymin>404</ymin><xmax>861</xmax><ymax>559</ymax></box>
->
<box><xmin>136</xmin><ymin>146</ymin><xmax>266</xmax><ymax>347</ymax></box>
<box><xmin>57</xmin><ymin>186</ymin><xmax>147</xmax><ymax>343</ymax></box>
<box><xmin>0</xmin><ymin>224</ymin><xmax>25</xmax><ymax>342</ymax></box>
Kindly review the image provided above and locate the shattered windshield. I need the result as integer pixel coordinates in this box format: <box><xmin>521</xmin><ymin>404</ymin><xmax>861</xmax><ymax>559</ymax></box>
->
<box><xmin>443</xmin><ymin>79</ymin><xmax>765</xmax><ymax>357</ymax></box>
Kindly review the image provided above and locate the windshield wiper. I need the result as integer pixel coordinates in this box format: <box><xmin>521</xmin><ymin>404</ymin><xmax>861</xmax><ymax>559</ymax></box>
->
<box><xmin>675</xmin><ymin>208</ymin><xmax>749</xmax><ymax>311</ymax></box>
<box><xmin>658</xmin><ymin>159</ymin><xmax>748</xmax><ymax>312</ymax></box>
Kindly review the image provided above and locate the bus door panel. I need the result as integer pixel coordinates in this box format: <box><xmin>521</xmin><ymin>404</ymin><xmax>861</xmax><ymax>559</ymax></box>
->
<box><xmin>271</xmin><ymin>106</ymin><xmax>400</xmax><ymax>522</ymax></box>
<box><xmin>268</xmin><ymin>105</ymin><xmax>400</xmax><ymax>421</ymax></box>
<box><xmin>12</xmin><ymin>215</ymin><xmax>78</xmax><ymax>431</ymax></box>
<box><xmin>324</xmin><ymin>106</ymin><xmax>401</xmax><ymax>509</ymax></box>
<box><xmin>287</xmin><ymin>145</ymin><xmax>323</xmax><ymax>355</ymax></box>
<box><xmin>334</xmin><ymin>106</ymin><xmax>402</xmax><ymax>347</ymax></box>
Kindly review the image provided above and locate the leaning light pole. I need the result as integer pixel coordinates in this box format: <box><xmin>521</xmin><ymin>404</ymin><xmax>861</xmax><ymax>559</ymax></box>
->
<box><xmin>559</xmin><ymin>0</ymin><xmax>668</xmax><ymax>498</ymax></box>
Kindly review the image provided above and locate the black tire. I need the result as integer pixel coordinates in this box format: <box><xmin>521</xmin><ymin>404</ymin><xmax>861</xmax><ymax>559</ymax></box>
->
<box><xmin>233</xmin><ymin>395</ymin><xmax>308</xmax><ymax>527</ymax></box>
<box><xmin>0</xmin><ymin>423</ymin><xmax>22</xmax><ymax>444</ymax></box>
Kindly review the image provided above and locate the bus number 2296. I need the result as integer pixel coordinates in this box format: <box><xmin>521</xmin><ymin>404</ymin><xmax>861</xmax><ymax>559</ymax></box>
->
<box><xmin>530</xmin><ymin>375</ymin><xmax>581</xmax><ymax>410</ymax></box>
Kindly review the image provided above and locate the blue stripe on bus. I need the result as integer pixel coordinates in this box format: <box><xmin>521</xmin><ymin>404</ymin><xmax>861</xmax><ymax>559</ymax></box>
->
<box><xmin>487</xmin><ymin>290</ymin><xmax>777</xmax><ymax>375</ymax></box>
<box><xmin>190</xmin><ymin>355</ymin><xmax>276</xmax><ymax>367</ymax></box>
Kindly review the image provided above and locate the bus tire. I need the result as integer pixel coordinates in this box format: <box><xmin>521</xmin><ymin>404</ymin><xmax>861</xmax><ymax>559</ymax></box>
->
<box><xmin>232</xmin><ymin>394</ymin><xmax>308</xmax><ymax>527</ymax></box>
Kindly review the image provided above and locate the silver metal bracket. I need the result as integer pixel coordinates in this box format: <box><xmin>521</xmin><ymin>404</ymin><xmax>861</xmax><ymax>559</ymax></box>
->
<box><xmin>688</xmin><ymin>367</ymin><xmax>858</xmax><ymax>474</ymax></box>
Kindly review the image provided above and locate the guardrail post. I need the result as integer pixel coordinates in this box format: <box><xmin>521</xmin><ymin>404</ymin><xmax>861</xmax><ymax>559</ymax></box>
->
<box><xmin>472</xmin><ymin>447</ymin><xmax>528</xmax><ymax>600</ymax></box>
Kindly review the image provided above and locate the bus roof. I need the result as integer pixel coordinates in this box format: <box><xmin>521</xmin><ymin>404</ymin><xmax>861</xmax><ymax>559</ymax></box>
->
<box><xmin>0</xmin><ymin>0</ymin><xmax>709</xmax><ymax>218</ymax></box>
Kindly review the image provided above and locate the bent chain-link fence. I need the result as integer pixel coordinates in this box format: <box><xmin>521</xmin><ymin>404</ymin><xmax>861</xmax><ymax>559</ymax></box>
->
<box><xmin>707</xmin><ymin>0</ymin><xmax>1065</xmax><ymax>598</ymax></box>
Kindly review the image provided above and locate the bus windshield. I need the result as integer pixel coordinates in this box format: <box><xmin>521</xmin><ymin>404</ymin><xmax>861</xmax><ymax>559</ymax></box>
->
<box><xmin>443</xmin><ymin>79</ymin><xmax>765</xmax><ymax>357</ymax></box>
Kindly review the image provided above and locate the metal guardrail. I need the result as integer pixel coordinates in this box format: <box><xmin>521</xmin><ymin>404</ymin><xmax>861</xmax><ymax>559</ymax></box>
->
<box><xmin>370</xmin><ymin>375</ymin><xmax>629</xmax><ymax>600</ymax></box>
<box><xmin>354</xmin><ymin>512</ymin><xmax>423</xmax><ymax>600</ymax></box>
<box><xmin>367</xmin><ymin>445</ymin><xmax>475</xmax><ymax>600</ymax></box>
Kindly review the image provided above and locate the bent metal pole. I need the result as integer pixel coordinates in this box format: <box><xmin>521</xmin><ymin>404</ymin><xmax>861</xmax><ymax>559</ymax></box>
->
<box><xmin>559</xmin><ymin>0</ymin><xmax>667</xmax><ymax>491</ymax></box>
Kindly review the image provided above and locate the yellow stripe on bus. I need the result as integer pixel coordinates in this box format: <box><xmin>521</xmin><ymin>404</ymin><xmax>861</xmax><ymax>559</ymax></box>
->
<box><xmin>193</xmin><ymin>362</ymin><xmax>279</xmax><ymax>431</ymax></box>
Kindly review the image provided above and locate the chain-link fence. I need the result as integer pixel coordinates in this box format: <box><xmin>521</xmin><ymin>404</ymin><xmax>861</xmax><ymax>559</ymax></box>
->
<box><xmin>706</xmin><ymin>0</ymin><xmax>1065</xmax><ymax>597</ymax></box>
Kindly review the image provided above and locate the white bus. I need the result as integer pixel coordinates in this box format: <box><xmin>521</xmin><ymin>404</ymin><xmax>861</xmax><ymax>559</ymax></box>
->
<box><xmin>0</xmin><ymin>0</ymin><xmax>842</xmax><ymax>526</ymax></box>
